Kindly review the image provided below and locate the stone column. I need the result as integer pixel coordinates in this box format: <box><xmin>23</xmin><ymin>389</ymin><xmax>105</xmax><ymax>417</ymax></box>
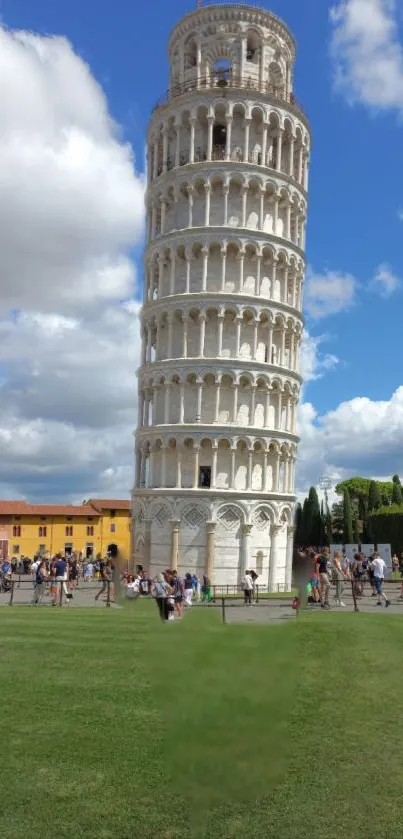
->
<box><xmin>223</xmin><ymin>187</ymin><xmax>229</xmax><ymax>227</ymax></box>
<box><xmin>161</xmin><ymin>445</ymin><xmax>167</xmax><ymax>486</ymax></box>
<box><xmin>199</xmin><ymin>313</ymin><xmax>206</xmax><ymax>357</ymax></box>
<box><xmin>188</xmin><ymin>186</ymin><xmax>194</xmax><ymax>228</ymax></box>
<box><xmin>204</xmin><ymin>184</ymin><xmax>211</xmax><ymax>227</ymax></box>
<box><xmin>281</xmin><ymin>325</ymin><xmax>286</xmax><ymax>366</ymax></box>
<box><xmin>189</xmin><ymin>118</ymin><xmax>196</xmax><ymax>164</ymax></box>
<box><xmin>238</xmin><ymin>250</ymin><xmax>245</xmax><ymax>291</ymax></box>
<box><xmin>175</xmin><ymin>124</ymin><xmax>181</xmax><ymax>168</ymax></box>
<box><xmin>207</xmin><ymin>116</ymin><xmax>214</xmax><ymax>160</ymax></box>
<box><xmin>193</xmin><ymin>446</ymin><xmax>200</xmax><ymax>488</ymax></box>
<box><xmin>179</xmin><ymin>383</ymin><xmax>185</xmax><ymax>423</ymax></box>
<box><xmin>285</xmin><ymin>525</ymin><xmax>295</xmax><ymax>592</ymax></box>
<box><xmin>247</xmin><ymin>450</ymin><xmax>253</xmax><ymax>489</ymax></box>
<box><xmin>289</xmin><ymin>137</ymin><xmax>295</xmax><ymax>177</ymax></box>
<box><xmin>252</xmin><ymin>320</ymin><xmax>259</xmax><ymax>359</ymax></box>
<box><xmin>261</xmin><ymin>124</ymin><xmax>268</xmax><ymax>165</ymax></box>
<box><xmin>170</xmin><ymin>251</ymin><xmax>176</xmax><ymax>295</ymax></box>
<box><xmin>268</xmin><ymin>524</ymin><xmax>281</xmax><ymax>592</ymax></box>
<box><xmin>196</xmin><ymin>379</ymin><xmax>203</xmax><ymax>422</ymax></box>
<box><xmin>243</xmin><ymin>119</ymin><xmax>251</xmax><ymax>162</ymax></box>
<box><xmin>263</xmin><ymin>451</ymin><xmax>268</xmax><ymax>491</ymax></box>
<box><xmin>214</xmin><ymin>381</ymin><xmax>221</xmax><ymax>422</ymax></box>
<box><xmin>273</xmin><ymin>452</ymin><xmax>280</xmax><ymax>491</ymax></box>
<box><xmin>185</xmin><ymin>254</ymin><xmax>191</xmax><ymax>294</ymax></box>
<box><xmin>235</xmin><ymin>316</ymin><xmax>242</xmax><ymax>357</ymax></box>
<box><xmin>225</xmin><ymin>116</ymin><xmax>232</xmax><ymax>160</ymax></box>
<box><xmin>241</xmin><ymin>523</ymin><xmax>253</xmax><ymax>575</ymax></box>
<box><xmin>259</xmin><ymin>188</ymin><xmax>265</xmax><ymax>230</ymax></box>
<box><xmin>211</xmin><ymin>444</ymin><xmax>218</xmax><ymax>488</ymax></box>
<box><xmin>273</xmin><ymin>195</ymin><xmax>278</xmax><ymax>235</ymax></box>
<box><xmin>241</xmin><ymin>186</ymin><xmax>248</xmax><ymax>228</ymax></box>
<box><xmin>182</xmin><ymin>316</ymin><xmax>188</xmax><ymax>357</ymax></box>
<box><xmin>167</xmin><ymin>314</ymin><xmax>174</xmax><ymax>358</ymax></box>
<box><xmin>201</xmin><ymin>246</ymin><xmax>209</xmax><ymax>292</ymax></box>
<box><xmin>298</xmin><ymin>146</ymin><xmax>303</xmax><ymax>184</ymax></box>
<box><xmin>164</xmin><ymin>382</ymin><xmax>170</xmax><ymax>424</ymax></box>
<box><xmin>170</xmin><ymin>519</ymin><xmax>180</xmax><ymax>572</ymax></box>
<box><xmin>265</xmin><ymin>387</ymin><xmax>271</xmax><ymax>428</ymax></box>
<box><xmin>250</xmin><ymin>386</ymin><xmax>256</xmax><ymax>427</ymax></box>
<box><xmin>286</xmin><ymin>201</ymin><xmax>291</xmax><ymax>241</ymax></box>
<box><xmin>256</xmin><ymin>253</ymin><xmax>262</xmax><ymax>295</ymax></box>
<box><xmin>176</xmin><ymin>448</ymin><xmax>182</xmax><ymax>488</ymax></box>
<box><xmin>217</xmin><ymin>314</ymin><xmax>224</xmax><ymax>356</ymax></box>
<box><xmin>276</xmin><ymin>130</ymin><xmax>282</xmax><ymax>171</ymax></box>
<box><xmin>230</xmin><ymin>447</ymin><xmax>236</xmax><ymax>488</ymax></box>
<box><xmin>205</xmin><ymin>521</ymin><xmax>216</xmax><ymax>581</ymax></box>
<box><xmin>221</xmin><ymin>245</ymin><xmax>227</xmax><ymax>290</ymax></box>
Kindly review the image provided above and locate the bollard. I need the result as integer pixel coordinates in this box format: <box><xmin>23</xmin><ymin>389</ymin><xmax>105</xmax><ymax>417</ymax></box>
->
<box><xmin>221</xmin><ymin>596</ymin><xmax>226</xmax><ymax>624</ymax></box>
<box><xmin>106</xmin><ymin>580</ymin><xmax>111</xmax><ymax>608</ymax></box>
<box><xmin>9</xmin><ymin>581</ymin><xmax>15</xmax><ymax>606</ymax></box>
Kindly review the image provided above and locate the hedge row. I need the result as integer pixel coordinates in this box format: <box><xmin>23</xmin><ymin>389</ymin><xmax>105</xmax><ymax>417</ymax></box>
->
<box><xmin>368</xmin><ymin>504</ymin><xmax>403</xmax><ymax>554</ymax></box>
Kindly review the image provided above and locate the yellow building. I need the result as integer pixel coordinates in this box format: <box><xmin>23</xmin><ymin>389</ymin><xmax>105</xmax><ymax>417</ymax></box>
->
<box><xmin>0</xmin><ymin>499</ymin><xmax>131</xmax><ymax>560</ymax></box>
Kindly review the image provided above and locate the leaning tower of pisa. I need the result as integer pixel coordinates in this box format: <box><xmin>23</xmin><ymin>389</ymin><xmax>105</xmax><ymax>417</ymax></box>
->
<box><xmin>132</xmin><ymin>1</ymin><xmax>311</xmax><ymax>590</ymax></box>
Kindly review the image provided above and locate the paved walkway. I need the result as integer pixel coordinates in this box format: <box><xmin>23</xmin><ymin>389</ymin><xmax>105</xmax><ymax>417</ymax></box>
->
<box><xmin>0</xmin><ymin>576</ymin><xmax>121</xmax><ymax>608</ymax></box>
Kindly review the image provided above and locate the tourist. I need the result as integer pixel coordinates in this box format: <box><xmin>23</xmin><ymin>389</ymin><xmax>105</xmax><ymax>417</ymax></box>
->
<box><xmin>84</xmin><ymin>559</ymin><xmax>94</xmax><ymax>582</ymax></box>
<box><xmin>31</xmin><ymin>556</ymin><xmax>41</xmax><ymax>593</ymax></box>
<box><xmin>201</xmin><ymin>574</ymin><xmax>211</xmax><ymax>603</ymax></box>
<box><xmin>191</xmin><ymin>573</ymin><xmax>200</xmax><ymax>601</ymax></box>
<box><xmin>125</xmin><ymin>574</ymin><xmax>140</xmax><ymax>599</ymax></box>
<box><xmin>95</xmin><ymin>559</ymin><xmax>111</xmax><ymax>602</ymax></box>
<box><xmin>184</xmin><ymin>573</ymin><xmax>193</xmax><ymax>606</ymax></box>
<box><xmin>52</xmin><ymin>554</ymin><xmax>69</xmax><ymax>606</ymax></box>
<box><xmin>317</xmin><ymin>548</ymin><xmax>331</xmax><ymax>609</ymax></box>
<box><xmin>333</xmin><ymin>550</ymin><xmax>347</xmax><ymax>607</ymax></box>
<box><xmin>139</xmin><ymin>571</ymin><xmax>151</xmax><ymax>597</ymax></box>
<box><xmin>171</xmin><ymin>570</ymin><xmax>184</xmax><ymax>618</ymax></box>
<box><xmin>33</xmin><ymin>559</ymin><xmax>48</xmax><ymax>605</ymax></box>
<box><xmin>370</xmin><ymin>552</ymin><xmax>390</xmax><ymax>607</ymax></box>
<box><xmin>250</xmin><ymin>568</ymin><xmax>259</xmax><ymax>601</ymax></box>
<box><xmin>152</xmin><ymin>573</ymin><xmax>171</xmax><ymax>621</ymax></box>
<box><xmin>68</xmin><ymin>559</ymin><xmax>79</xmax><ymax>591</ymax></box>
<box><xmin>242</xmin><ymin>569</ymin><xmax>253</xmax><ymax>605</ymax></box>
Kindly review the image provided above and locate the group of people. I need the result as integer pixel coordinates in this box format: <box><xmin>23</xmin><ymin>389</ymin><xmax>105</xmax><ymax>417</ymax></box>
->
<box><xmin>30</xmin><ymin>554</ymin><xmax>114</xmax><ymax>605</ymax></box>
<box><xmin>130</xmin><ymin>571</ymin><xmax>212</xmax><ymax>621</ymax></box>
<box><xmin>296</xmin><ymin>546</ymin><xmax>392</xmax><ymax>609</ymax></box>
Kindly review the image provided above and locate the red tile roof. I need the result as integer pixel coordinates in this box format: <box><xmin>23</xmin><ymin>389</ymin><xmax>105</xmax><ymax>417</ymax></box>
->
<box><xmin>87</xmin><ymin>499</ymin><xmax>131</xmax><ymax>511</ymax></box>
<box><xmin>0</xmin><ymin>501</ymin><xmax>100</xmax><ymax>517</ymax></box>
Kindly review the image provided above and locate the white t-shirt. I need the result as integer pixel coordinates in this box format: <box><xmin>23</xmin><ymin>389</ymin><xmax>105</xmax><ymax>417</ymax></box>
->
<box><xmin>31</xmin><ymin>560</ymin><xmax>40</xmax><ymax>576</ymax></box>
<box><xmin>371</xmin><ymin>557</ymin><xmax>386</xmax><ymax>579</ymax></box>
<box><xmin>243</xmin><ymin>573</ymin><xmax>253</xmax><ymax>591</ymax></box>
<box><xmin>126</xmin><ymin>580</ymin><xmax>139</xmax><ymax>598</ymax></box>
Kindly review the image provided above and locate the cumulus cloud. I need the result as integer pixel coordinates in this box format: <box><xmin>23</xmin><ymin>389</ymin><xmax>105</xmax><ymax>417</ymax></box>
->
<box><xmin>330</xmin><ymin>0</ymin><xmax>403</xmax><ymax>110</ymax></box>
<box><xmin>369</xmin><ymin>263</ymin><xmax>401</xmax><ymax>297</ymax></box>
<box><xmin>0</xmin><ymin>25</ymin><xmax>145</xmax><ymax>501</ymax></box>
<box><xmin>304</xmin><ymin>268</ymin><xmax>357</xmax><ymax>318</ymax></box>
<box><xmin>297</xmin><ymin>387</ymin><xmax>403</xmax><ymax>494</ymax></box>
<box><xmin>300</xmin><ymin>331</ymin><xmax>339</xmax><ymax>383</ymax></box>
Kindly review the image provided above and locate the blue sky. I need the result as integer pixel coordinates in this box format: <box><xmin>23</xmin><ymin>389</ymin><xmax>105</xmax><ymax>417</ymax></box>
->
<box><xmin>1</xmin><ymin>0</ymin><xmax>403</xmax><ymax>500</ymax></box>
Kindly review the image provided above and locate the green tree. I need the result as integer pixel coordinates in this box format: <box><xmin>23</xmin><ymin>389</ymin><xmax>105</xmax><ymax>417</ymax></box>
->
<box><xmin>368</xmin><ymin>480</ymin><xmax>382</xmax><ymax>512</ymax></box>
<box><xmin>305</xmin><ymin>487</ymin><xmax>321</xmax><ymax>545</ymax></box>
<box><xmin>294</xmin><ymin>502</ymin><xmax>302</xmax><ymax>545</ymax></box>
<box><xmin>336</xmin><ymin>477</ymin><xmax>393</xmax><ymax>505</ymax></box>
<box><xmin>382</xmin><ymin>494</ymin><xmax>391</xmax><ymax>507</ymax></box>
<box><xmin>298</xmin><ymin>497</ymin><xmax>309</xmax><ymax>545</ymax></box>
<box><xmin>343</xmin><ymin>488</ymin><xmax>354</xmax><ymax>543</ymax></box>
<box><xmin>392</xmin><ymin>475</ymin><xmax>403</xmax><ymax>505</ymax></box>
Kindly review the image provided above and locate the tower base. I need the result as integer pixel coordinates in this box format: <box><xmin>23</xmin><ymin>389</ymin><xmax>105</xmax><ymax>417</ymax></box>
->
<box><xmin>132</xmin><ymin>492</ymin><xmax>295</xmax><ymax>591</ymax></box>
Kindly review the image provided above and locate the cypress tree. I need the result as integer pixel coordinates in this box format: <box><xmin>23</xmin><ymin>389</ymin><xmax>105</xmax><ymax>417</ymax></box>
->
<box><xmin>368</xmin><ymin>480</ymin><xmax>382</xmax><ymax>512</ymax></box>
<box><xmin>382</xmin><ymin>493</ymin><xmax>390</xmax><ymax>507</ymax></box>
<box><xmin>343</xmin><ymin>488</ymin><xmax>354</xmax><ymax>543</ymax></box>
<box><xmin>392</xmin><ymin>476</ymin><xmax>403</xmax><ymax>505</ymax></box>
<box><xmin>294</xmin><ymin>502</ymin><xmax>302</xmax><ymax>545</ymax></box>
<box><xmin>306</xmin><ymin>487</ymin><xmax>321</xmax><ymax>545</ymax></box>
<box><xmin>299</xmin><ymin>498</ymin><xmax>309</xmax><ymax>546</ymax></box>
<box><xmin>392</xmin><ymin>484</ymin><xmax>402</xmax><ymax>505</ymax></box>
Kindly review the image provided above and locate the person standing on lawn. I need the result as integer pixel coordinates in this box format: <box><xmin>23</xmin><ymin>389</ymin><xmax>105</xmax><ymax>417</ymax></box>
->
<box><xmin>152</xmin><ymin>573</ymin><xmax>171</xmax><ymax>621</ymax></box>
<box><xmin>242</xmin><ymin>570</ymin><xmax>253</xmax><ymax>605</ymax></box>
<box><xmin>333</xmin><ymin>550</ymin><xmax>347</xmax><ymax>607</ymax></box>
<box><xmin>95</xmin><ymin>559</ymin><xmax>111</xmax><ymax>601</ymax></box>
<box><xmin>171</xmin><ymin>570</ymin><xmax>184</xmax><ymax>618</ymax></box>
<box><xmin>33</xmin><ymin>559</ymin><xmax>48</xmax><ymax>605</ymax></box>
<box><xmin>317</xmin><ymin>548</ymin><xmax>331</xmax><ymax>609</ymax></box>
<box><xmin>52</xmin><ymin>554</ymin><xmax>68</xmax><ymax>606</ymax></box>
<box><xmin>370</xmin><ymin>552</ymin><xmax>391</xmax><ymax>608</ymax></box>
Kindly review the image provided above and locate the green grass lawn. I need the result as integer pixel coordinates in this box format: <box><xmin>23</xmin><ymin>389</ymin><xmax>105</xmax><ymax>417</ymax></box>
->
<box><xmin>2</xmin><ymin>602</ymin><xmax>403</xmax><ymax>838</ymax></box>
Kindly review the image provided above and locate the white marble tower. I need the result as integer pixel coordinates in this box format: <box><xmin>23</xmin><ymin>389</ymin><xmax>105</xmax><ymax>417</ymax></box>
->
<box><xmin>132</xmin><ymin>1</ymin><xmax>311</xmax><ymax>589</ymax></box>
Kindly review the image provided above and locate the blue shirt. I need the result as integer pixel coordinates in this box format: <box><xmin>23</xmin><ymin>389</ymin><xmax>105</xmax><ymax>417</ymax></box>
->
<box><xmin>54</xmin><ymin>559</ymin><xmax>67</xmax><ymax>577</ymax></box>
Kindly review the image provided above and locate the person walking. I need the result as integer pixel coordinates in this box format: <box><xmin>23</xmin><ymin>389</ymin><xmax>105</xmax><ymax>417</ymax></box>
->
<box><xmin>317</xmin><ymin>548</ymin><xmax>331</xmax><ymax>609</ymax></box>
<box><xmin>52</xmin><ymin>554</ymin><xmax>69</xmax><ymax>606</ymax></box>
<box><xmin>201</xmin><ymin>574</ymin><xmax>211</xmax><ymax>603</ymax></box>
<box><xmin>33</xmin><ymin>560</ymin><xmax>48</xmax><ymax>605</ymax></box>
<box><xmin>171</xmin><ymin>570</ymin><xmax>184</xmax><ymax>619</ymax></box>
<box><xmin>184</xmin><ymin>573</ymin><xmax>194</xmax><ymax>607</ymax></box>
<box><xmin>333</xmin><ymin>550</ymin><xmax>347</xmax><ymax>607</ymax></box>
<box><xmin>242</xmin><ymin>570</ymin><xmax>253</xmax><ymax>605</ymax></box>
<box><xmin>371</xmin><ymin>552</ymin><xmax>391</xmax><ymax>608</ymax></box>
<box><xmin>95</xmin><ymin>559</ymin><xmax>111</xmax><ymax>602</ymax></box>
<box><xmin>152</xmin><ymin>573</ymin><xmax>171</xmax><ymax>621</ymax></box>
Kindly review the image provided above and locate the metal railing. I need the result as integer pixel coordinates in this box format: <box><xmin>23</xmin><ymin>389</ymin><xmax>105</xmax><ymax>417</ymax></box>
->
<box><xmin>153</xmin><ymin>73</ymin><xmax>306</xmax><ymax>119</ymax></box>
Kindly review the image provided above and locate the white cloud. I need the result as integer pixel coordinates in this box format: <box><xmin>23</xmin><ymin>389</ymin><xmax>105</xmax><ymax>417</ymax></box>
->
<box><xmin>369</xmin><ymin>263</ymin><xmax>401</xmax><ymax>296</ymax></box>
<box><xmin>330</xmin><ymin>0</ymin><xmax>403</xmax><ymax>110</ymax></box>
<box><xmin>300</xmin><ymin>331</ymin><xmax>339</xmax><ymax>383</ymax></box>
<box><xmin>304</xmin><ymin>268</ymin><xmax>357</xmax><ymax>318</ymax></box>
<box><xmin>397</xmin><ymin>208</ymin><xmax>403</xmax><ymax>221</ymax></box>
<box><xmin>297</xmin><ymin>386</ymin><xmax>403</xmax><ymax>494</ymax></box>
<box><xmin>0</xmin><ymin>24</ymin><xmax>145</xmax><ymax>501</ymax></box>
